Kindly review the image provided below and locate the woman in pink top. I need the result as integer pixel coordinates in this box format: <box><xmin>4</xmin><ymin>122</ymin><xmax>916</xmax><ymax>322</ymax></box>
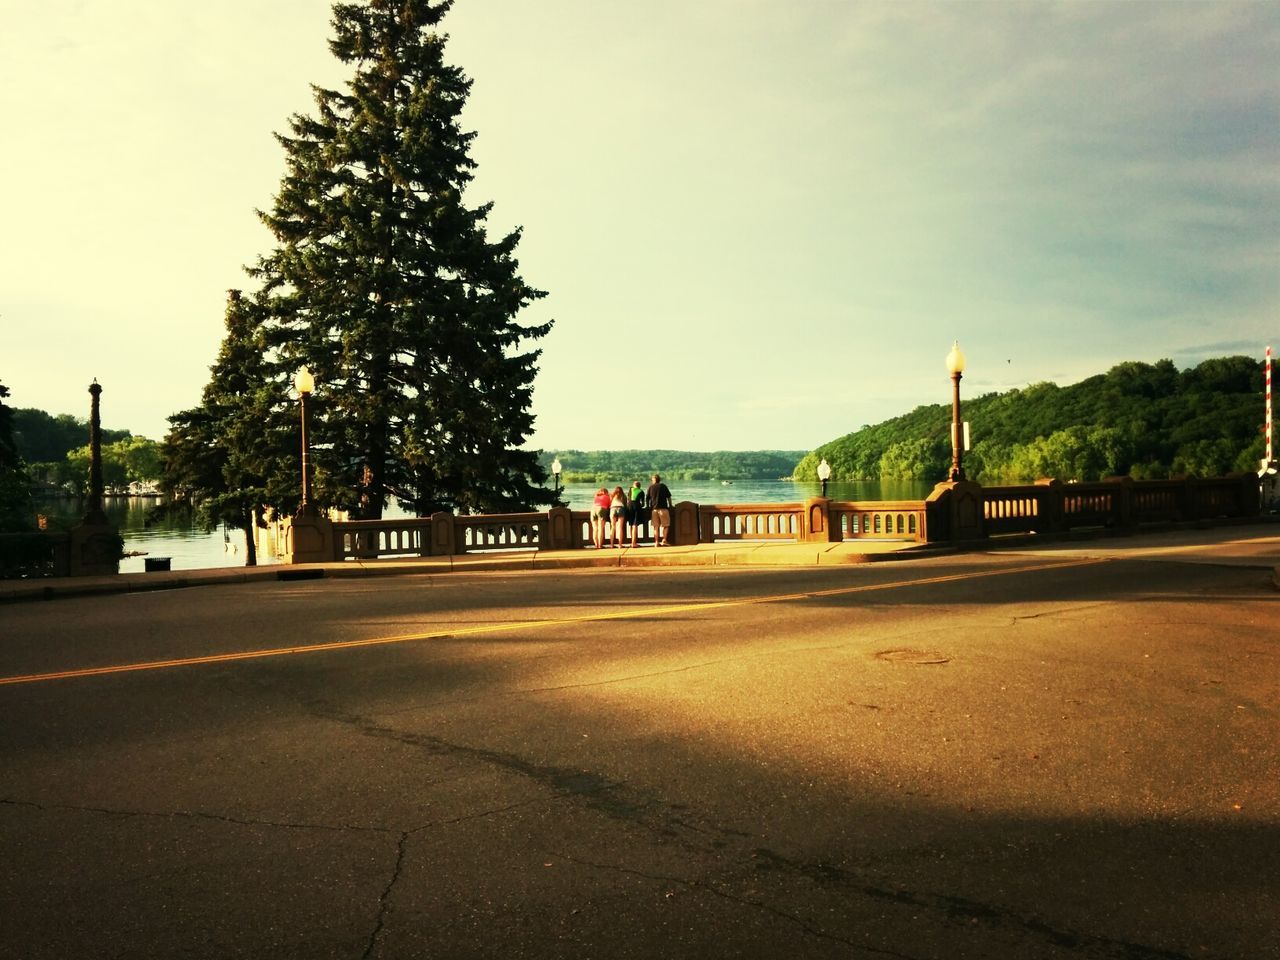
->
<box><xmin>590</xmin><ymin>487</ymin><xmax>611</xmax><ymax>549</ymax></box>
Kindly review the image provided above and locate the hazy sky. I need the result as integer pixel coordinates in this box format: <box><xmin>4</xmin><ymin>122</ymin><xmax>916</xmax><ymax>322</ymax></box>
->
<box><xmin>2</xmin><ymin>1</ymin><xmax>1277</xmax><ymax>452</ymax></box>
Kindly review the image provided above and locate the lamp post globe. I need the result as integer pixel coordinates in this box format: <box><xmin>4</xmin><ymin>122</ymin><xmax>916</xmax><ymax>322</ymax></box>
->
<box><xmin>946</xmin><ymin>342</ymin><xmax>966</xmax><ymax>482</ymax></box>
<box><xmin>551</xmin><ymin>457</ymin><xmax>563</xmax><ymax>502</ymax></box>
<box><xmin>293</xmin><ymin>365</ymin><xmax>315</xmax><ymax>397</ymax></box>
<box><xmin>817</xmin><ymin>458</ymin><xmax>832</xmax><ymax>498</ymax></box>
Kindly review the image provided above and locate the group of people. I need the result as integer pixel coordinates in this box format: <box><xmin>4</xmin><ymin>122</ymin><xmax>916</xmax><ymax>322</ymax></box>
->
<box><xmin>590</xmin><ymin>473</ymin><xmax>674</xmax><ymax>549</ymax></box>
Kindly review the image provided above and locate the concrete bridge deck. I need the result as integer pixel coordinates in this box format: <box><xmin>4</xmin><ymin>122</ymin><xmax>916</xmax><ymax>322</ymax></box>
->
<box><xmin>2</xmin><ymin>522</ymin><xmax>1278</xmax><ymax>958</ymax></box>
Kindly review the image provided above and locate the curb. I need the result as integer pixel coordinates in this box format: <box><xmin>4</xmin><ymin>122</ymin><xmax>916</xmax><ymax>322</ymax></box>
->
<box><xmin>3</xmin><ymin>527</ymin><xmax>1268</xmax><ymax>602</ymax></box>
<box><xmin>0</xmin><ymin>541</ymin><xmax>928</xmax><ymax>603</ymax></box>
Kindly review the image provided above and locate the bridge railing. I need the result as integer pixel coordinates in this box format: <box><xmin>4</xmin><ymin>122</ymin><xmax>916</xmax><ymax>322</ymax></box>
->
<box><xmin>333</xmin><ymin>512</ymin><xmax>552</xmax><ymax>560</ymax></box>
<box><xmin>0</xmin><ymin>531</ymin><xmax>72</xmax><ymax>579</ymax></box>
<box><xmin>289</xmin><ymin>472</ymin><xmax>1264</xmax><ymax>563</ymax></box>
<box><xmin>332</xmin><ymin>518</ymin><xmax>430</xmax><ymax>561</ymax></box>
<box><xmin>698</xmin><ymin>503</ymin><xmax>801</xmax><ymax>541</ymax></box>
<box><xmin>981</xmin><ymin>484</ymin><xmax>1051</xmax><ymax>535</ymax></box>
<box><xmin>973</xmin><ymin>474</ymin><xmax>1260</xmax><ymax>537</ymax></box>
<box><xmin>571</xmin><ymin>511</ymin><xmax>655</xmax><ymax>547</ymax></box>
<box><xmin>455</xmin><ymin>513</ymin><xmax>545</xmax><ymax>552</ymax></box>
<box><xmin>831</xmin><ymin>501</ymin><xmax>926</xmax><ymax>540</ymax></box>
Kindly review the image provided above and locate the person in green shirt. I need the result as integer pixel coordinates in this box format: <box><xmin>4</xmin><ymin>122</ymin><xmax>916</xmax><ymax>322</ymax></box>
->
<box><xmin>627</xmin><ymin>480</ymin><xmax>646</xmax><ymax>547</ymax></box>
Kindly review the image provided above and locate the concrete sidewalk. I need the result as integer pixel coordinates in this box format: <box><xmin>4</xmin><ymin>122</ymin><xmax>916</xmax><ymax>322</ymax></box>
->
<box><xmin>0</xmin><ymin>538</ymin><xmax>935</xmax><ymax>603</ymax></box>
<box><xmin>7</xmin><ymin>519</ymin><xmax>1278</xmax><ymax>603</ymax></box>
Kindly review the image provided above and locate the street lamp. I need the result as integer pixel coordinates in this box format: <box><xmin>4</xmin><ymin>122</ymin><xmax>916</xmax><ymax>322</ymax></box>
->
<box><xmin>551</xmin><ymin>457</ymin><xmax>563</xmax><ymax>503</ymax></box>
<box><xmin>946</xmin><ymin>341</ymin><xmax>966</xmax><ymax>481</ymax></box>
<box><xmin>293</xmin><ymin>365</ymin><xmax>315</xmax><ymax>515</ymax></box>
<box><xmin>84</xmin><ymin>379</ymin><xmax>108</xmax><ymax>526</ymax></box>
<box><xmin>817</xmin><ymin>458</ymin><xmax>831</xmax><ymax>498</ymax></box>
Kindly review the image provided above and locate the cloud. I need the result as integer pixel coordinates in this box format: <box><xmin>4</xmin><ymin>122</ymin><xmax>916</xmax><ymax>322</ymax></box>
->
<box><xmin>1168</xmin><ymin>340</ymin><xmax>1275</xmax><ymax>360</ymax></box>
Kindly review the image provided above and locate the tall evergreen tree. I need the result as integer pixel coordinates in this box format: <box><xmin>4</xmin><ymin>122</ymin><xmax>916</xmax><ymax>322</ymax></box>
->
<box><xmin>162</xmin><ymin>291</ymin><xmax>296</xmax><ymax>564</ymax></box>
<box><xmin>250</xmin><ymin>0</ymin><xmax>552</xmax><ymax>518</ymax></box>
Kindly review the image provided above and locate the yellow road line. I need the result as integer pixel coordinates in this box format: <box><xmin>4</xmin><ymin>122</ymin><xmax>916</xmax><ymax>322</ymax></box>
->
<box><xmin>0</xmin><ymin>557</ymin><xmax>1107</xmax><ymax>687</ymax></box>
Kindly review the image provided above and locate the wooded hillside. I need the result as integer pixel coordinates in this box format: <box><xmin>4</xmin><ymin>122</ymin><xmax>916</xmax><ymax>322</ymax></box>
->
<box><xmin>540</xmin><ymin>450</ymin><xmax>805</xmax><ymax>483</ymax></box>
<box><xmin>793</xmin><ymin>356</ymin><xmax>1267</xmax><ymax>484</ymax></box>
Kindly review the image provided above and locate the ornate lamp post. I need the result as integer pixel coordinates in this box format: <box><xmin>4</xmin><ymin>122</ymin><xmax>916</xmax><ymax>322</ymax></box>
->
<box><xmin>817</xmin><ymin>458</ymin><xmax>831</xmax><ymax>498</ymax></box>
<box><xmin>293</xmin><ymin>366</ymin><xmax>315</xmax><ymax>515</ymax></box>
<box><xmin>946</xmin><ymin>341</ymin><xmax>967</xmax><ymax>481</ymax></box>
<box><xmin>84</xmin><ymin>379</ymin><xmax>108</xmax><ymax>525</ymax></box>
<box><xmin>551</xmin><ymin>457</ymin><xmax>563</xmax><ymax>503</ymax></box>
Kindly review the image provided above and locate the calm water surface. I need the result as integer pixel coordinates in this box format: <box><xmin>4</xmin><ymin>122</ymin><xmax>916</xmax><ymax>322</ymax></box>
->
<box><xmin>41</xmin><ymin>479</ymin><xmax>930</xmax><ymax>573</ymax></box>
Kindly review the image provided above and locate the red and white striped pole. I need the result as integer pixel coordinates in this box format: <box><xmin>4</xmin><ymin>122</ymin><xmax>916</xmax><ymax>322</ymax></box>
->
<box><xmin>1267</xmin><ymin>346</ymin><xmax>1273</xmax><ymax>464</ymax></box>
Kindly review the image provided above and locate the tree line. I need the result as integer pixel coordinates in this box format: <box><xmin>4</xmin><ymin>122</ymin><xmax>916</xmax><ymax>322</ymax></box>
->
<box><xmin>6</xmin><ymin>407</ymin><xmax>162</xmax><ymax>499</ymax></box>
<box><xmin>543</xmin><ymin>450</ymin><xmax>805</xmax><ymax>484</ymax></box>
<box><xmin>794</xmin><ymin>356</ymin><xmax>1269</xmax><ymax>484</ymax></box>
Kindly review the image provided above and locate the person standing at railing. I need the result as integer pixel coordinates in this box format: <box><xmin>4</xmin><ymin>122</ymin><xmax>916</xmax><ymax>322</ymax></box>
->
<box><xmin>609</xmin><ymin>485</ymin><xmax>628</xmax><ymax>547</ymax></box>
<box><xmin>647</xmin><ymin>473</ymin><xmax>673</xmax><ymax>547</ymax></box>
<box><xmin>591</xmin><ymin>487</ymin><xmax>611</xmax><ymax>549</ymax></box>
<box><xmin>627</xmin><ymin>479</ymin><xmax>646</xmax><ymax>547</ymax></box>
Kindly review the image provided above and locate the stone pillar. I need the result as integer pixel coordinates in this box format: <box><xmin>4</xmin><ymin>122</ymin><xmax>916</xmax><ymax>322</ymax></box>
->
<box><xmin>1257</xmin><ymin>465</ymin><xmax>1278</xmax><ymax>514</ymax></box>
<box><xmin>925</xmin><ymin>480</ymin><xmax>985</xmax><ymax>543</ymax></box>
<box><xmin>1235</xmin><ymin>472</ymin><xmax>1262</xmax><ymax>518</ymax></box>
<box><xmin>800</xmin><ymin>497</ymin><xmax>838</xmax><ymax>542</ymax></box>
<box><xmin>70</xmin><ymin>380</ymin><xmax>120</xmax><ymax>576</ymax></box>
<box><xmin>670</xmin><ymin>501</ymin><xmax>699</xmax><ymax>546</ymax></box>
<box><xmin>69</xmin><ymin>524</ymin><xmax>122</xmax><ymax>577</ymax></box>
<box><xmin>1034</xmin><ymin>478</ymin><xmax>1064</xmax><ymax>533</ymax></box>
<box><xmin>545</xmin><ymin>506</ymin><xmax>576</xmax><ymax>551</ymax></box>
<box><xmin>430</xmin><ymin>511</ymin><xmax>456</xmax><ymax>556</ymax></box>
<box><xmin>284</xmin><ymin>513</ymin><xmax>335</xmax><ymax>564</ymax></box>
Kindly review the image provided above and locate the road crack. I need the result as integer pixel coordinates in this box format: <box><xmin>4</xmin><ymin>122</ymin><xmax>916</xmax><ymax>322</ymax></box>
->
<box><xmin>362</xmin><ymin>830</ymin><xmax>409</xmax><ymax>960</ymax></box>
<box><xmin>550</xmin><ymin>850</ymin><xmax>921</xmax><ymax>960</ymax></box>
<box><xmin>749</xmin><ymin>847</ymin><xmax>1201</xmax><ymax>960</ymax></box>
<box><xmin>307</xmin><ymin>709</ymin><xmax>1211</xmax><ymax>960</ymax></box>
<box><xmin>0</xmin><ymin>796</ymin><xmax>391</xmax><ymax>835</ymax></box>
<box><xmin>1007</xmin><ymin>601</ymin><xmax>1113</xmax><ymax>624</ymax></box>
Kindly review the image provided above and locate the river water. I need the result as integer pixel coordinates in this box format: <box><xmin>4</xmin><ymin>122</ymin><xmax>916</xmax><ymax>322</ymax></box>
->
<box><xmin>39</xmin><ymin>479</ymin><xmax>931</xmax><ymax>573</ymax></box>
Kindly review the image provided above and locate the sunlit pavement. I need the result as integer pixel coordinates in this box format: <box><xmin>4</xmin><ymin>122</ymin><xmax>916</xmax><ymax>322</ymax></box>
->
<box><xmin>0</xmin><ymin>536</ymin><xmax>938</xmax><ymax>604</ymax></box>
<box><xmin>1</xmin><ymin>524</ymin><xmax>1278</xmax><ymax>958</ymax></box>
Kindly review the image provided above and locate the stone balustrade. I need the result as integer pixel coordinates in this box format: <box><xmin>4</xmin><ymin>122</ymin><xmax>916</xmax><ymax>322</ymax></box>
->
<box><xmin>831</xmin><ymin>501</ymin><xmax>926</xmax><ymax>540</ymax></box>
<box><xmin>332</xmin><ymin>518</ymin><xmax>430</xmax><ymax>560</ymax></box>
<box><xmin>289</xmin><ymin>496</ymin><xmax>931</xmax><ymax>562</ymax></box>
<box><xmin>0</xmin><ymin>526</ymin><xmax>121</xmax><ymax>580</ymax></box>
<box><xmin>971</xmin><ymin>474</ymin><xmax>1260</xmax><ymax>537</ymax></box>
<box><xmin>278</xmin><ymin>472</ymin><xmax>1264</xmax><ymax>564</ymax></box>
<box><xmin>698</xmin><ymin>503</ymin><xmax>801</xmax><ymax>541</ymax></box>
<box><xmin>0</xmin><ymin>531</ymin><xmax>71</xmax><ymax>578</ymax></box>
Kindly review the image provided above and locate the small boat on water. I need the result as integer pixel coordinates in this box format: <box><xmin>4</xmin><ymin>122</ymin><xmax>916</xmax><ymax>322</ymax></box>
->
<box><xmin>721</xmin><ymin>480</ymin><xmax>733</xmax><ymax>485</ymax></box>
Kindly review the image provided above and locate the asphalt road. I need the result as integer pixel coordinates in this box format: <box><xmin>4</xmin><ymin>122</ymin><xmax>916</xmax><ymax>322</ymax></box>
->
<box><xmin>2</xmin><ymin>531</ymin><xmax>1278</xmax><ymax>959</ymax></box>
